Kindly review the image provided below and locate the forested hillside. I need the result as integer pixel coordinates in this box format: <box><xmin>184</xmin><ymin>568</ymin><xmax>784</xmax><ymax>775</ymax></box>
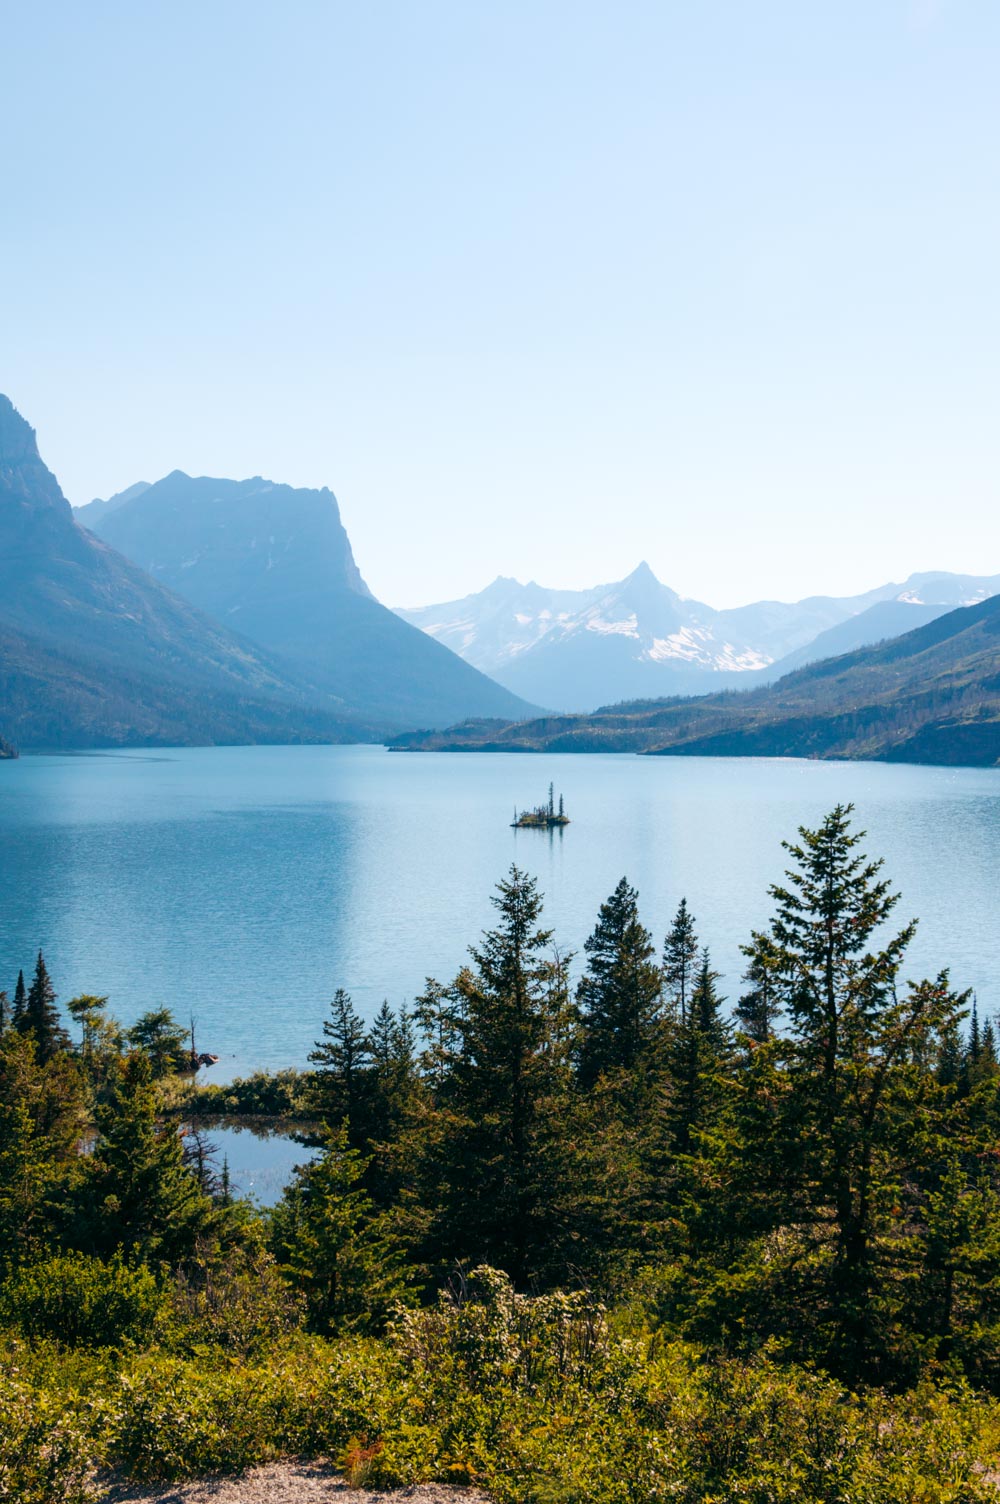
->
<box><xmin>0</xmin><ymin>620</ymin><xmax>373</xmax><ymax>749</ymax></box>
<box><xmin>392</xmin><ymin>591</ymin><xmax>1000</xmax><ymax>765</ymax></box>
<box><xmin>6</xmin><ymin>808</ymin><xmax>1000</xmax><ymax>1500</ymax></box>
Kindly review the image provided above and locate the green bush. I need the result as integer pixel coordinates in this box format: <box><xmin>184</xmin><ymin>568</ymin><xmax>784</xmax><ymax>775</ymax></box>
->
<box><xmin>2</xmin><ymin>1274</ymin><xmax>1000</xmax><ymax>1500</ymax></box>
<box><xmin>166</xmin><ymin>1249</ymin><xmax>303</xmax><ymax>1358</ymax></box>
<box><xmin>0</xmin><ymin>1253</ymin><xmax>161</xmax><ymax>1348</ymax></box>
<box><xmin>0</xmin><ymin>1374</ymin><xmax>95</xmax><ymax>1504</ymax></box>
<box><xmin>168</xmin><ymin>1070</ymin><xmax>314</xmax><ymax>1119</ymax></box>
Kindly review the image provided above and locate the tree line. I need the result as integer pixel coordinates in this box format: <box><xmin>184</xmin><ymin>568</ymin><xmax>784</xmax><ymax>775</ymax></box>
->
<box><xmin>3</xmin><ymin>803</ymin><xmax>1000</xmax><ymax>1394</ymax></box>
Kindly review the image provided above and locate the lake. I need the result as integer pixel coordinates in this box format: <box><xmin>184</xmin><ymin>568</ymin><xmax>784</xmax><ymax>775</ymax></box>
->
<box><xmin>4</xmin><ymin>744</ymin><xmax>1000</xmax><ymax>1080</ymax></box>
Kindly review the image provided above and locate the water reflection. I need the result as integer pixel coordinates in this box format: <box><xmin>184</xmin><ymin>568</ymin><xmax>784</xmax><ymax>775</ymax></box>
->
<box><xmin>3</xmin><ymin>747</ymin><xmax>1000</xmax><ymax>1084</ymax></box>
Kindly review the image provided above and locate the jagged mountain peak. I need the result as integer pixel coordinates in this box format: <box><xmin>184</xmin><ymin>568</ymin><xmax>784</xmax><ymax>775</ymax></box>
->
<box><xmin>398</xmin><ymin>562</ymin><xmax>1000</xmax><ymax>713</ymax></box>
<box><xmin>0</xmin><ymin>393</ymin><xmax>37</xmax><ymax>457</ymax></box>
<box><xmin>0</xmin><ymin>393</ymin><xmax>72</xmax><ymax>519</ymax></box>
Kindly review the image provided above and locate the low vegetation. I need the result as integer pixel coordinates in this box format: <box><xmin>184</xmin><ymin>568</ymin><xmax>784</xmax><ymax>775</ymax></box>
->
<box><xmin>3</xmin><ymin>804</ymin><xmax>1000</xmax><ymax>1499</ymax></box>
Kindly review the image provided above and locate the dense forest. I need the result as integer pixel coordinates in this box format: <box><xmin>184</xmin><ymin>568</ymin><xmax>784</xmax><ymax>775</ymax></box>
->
<box><xmin>5</xmin><ymin>806</ymin><xmax>1000</xmax><ymax>1501</ymax></box>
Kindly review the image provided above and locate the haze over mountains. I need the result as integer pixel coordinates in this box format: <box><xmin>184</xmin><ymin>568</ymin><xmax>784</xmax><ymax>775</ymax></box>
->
<box><xmin>83</xmin><ymin>472</ymin><xmax>536</xmax><ymax>731</ymax></box>
<box><xmin>0</xmin><ymin>396</ymin><xmax>378</xmax><ymax>748</ymax></box>
<box><xmin>391</xmin><ymin>591</ymin><xmax>1000</xmax><ymax>767</ymax></box>
<box><xmin>398</xmin><ymin>564</ymin><xmax>1000</xmax><ymax>712</ymax></box>
<box><xmin>0</xmin><ymin>395</ymin><xmax>535</xmax><ymax>749</ymax></box>
<box><xmin>5</xmin><ymin>387</ymin><xmax>998</xmax><ymax>765</ymax></box>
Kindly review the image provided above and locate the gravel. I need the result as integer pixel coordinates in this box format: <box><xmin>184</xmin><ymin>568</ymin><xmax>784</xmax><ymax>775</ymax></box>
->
<box><xmin>101</xmin><ymin>1462</ymin><xmax>491</xmax><ymax>1504</ymax></box>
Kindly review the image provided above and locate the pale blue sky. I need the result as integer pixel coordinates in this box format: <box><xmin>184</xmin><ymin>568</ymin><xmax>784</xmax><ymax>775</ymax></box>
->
<box><xmin>2</xmin><ymin>1</ymin><xmax>998</xmax><ymax>607</ymax></box>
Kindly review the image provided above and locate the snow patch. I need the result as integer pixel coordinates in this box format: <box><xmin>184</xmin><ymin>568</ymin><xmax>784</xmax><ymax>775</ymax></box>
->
<box><xmin>584</xmin><ymin>612</ymin><xmax>639</xmax><ymax>638</ymax></box>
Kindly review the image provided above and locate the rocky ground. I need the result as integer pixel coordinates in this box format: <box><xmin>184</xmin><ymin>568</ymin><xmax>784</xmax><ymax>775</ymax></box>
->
<box><xmin>103</xmin><ymin>1462</ymin><xmax>491</xmax><ymax>1504</ymax></box>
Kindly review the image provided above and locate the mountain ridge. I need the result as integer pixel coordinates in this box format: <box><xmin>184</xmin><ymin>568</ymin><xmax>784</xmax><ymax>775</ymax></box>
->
<box><xmin>87</xmin><ymin>470</ymin><xmax>540</xmax><ymax>730</ymax></box>
<box><xmin>396</xmin><ymin>563</ymin><xmax>1000</xmax><ymax>711</ymax></box>
<box><xmin>388</xmin><ymin>592</ymin><xmax>1000</xmax><ymax>767</ymax></box>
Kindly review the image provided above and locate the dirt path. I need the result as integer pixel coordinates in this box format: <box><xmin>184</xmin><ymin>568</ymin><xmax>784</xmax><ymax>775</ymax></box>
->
<box><xmin>102</xmin><ymin>1463</ymin><xmax>491</xmax><ymax>1504</ymax></box>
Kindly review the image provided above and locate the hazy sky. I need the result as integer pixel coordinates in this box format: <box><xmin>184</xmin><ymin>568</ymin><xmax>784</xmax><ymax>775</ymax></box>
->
<box><xmin>2</xmin><ymin>1</ymin><xmax>998</xmax><ymax>608</ymax></box>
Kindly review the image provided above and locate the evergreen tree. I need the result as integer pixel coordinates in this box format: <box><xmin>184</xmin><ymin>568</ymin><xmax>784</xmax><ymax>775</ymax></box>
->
<box><xmin>969</xmin><ymin>998</ymin><xmax>983</xmax><ymax>1068</ymax></box>
<box><xmin>665</xmin><ymin>948</ymin><xmax>731</xmax><ymax>1158</ymax></box>
<box><xmin>308</xmin><ymin>989</ymin><xmax>372</xmax><ymax>1142</ymax></box>
<box><xmin>0</xmin><ymin>1029</ymin><xmax>84</xmax><ymax>1267</ymax></box>
<box><xmin>434</xmin><ymin>866</ymin><xmax>572</xmax><ymax>1285</ymax></box>
<box><xmin>0</xmin><ymin>990</ymin><xmax>6</xmax><ymax>1034</ymax></box>
<box><xmin>663</xmin><ymin>900</ymin><xmax>699</xmax><ymax>1025</ymax></box>
<box><xmin>270</xmin><ymin>1124</ymin><xmax>409</xmax><ymax>1333</ymax></box>
<box><xmin>413</xmin><ymin>977</ymin><xmax>465</xmax><ymax>1087</ymax></box>
<box><xmin>937</xmin><ymin>1017</ymin><xmax>965</xmax><ymax>1088</ymax></box>
<box><xmin>367</xmin><ymin>1002</ymin><xmax>419</xmax><ymax>1136</ymax></box>
<box><xmin>576</xmin><ymin>877</ymin><xmax>663</xmax><ymax>1088</ymax></box>
<box><xmin>127</xmin><ymin>1007</ymin><xmax>188</xmax><ymax>1077</ymax></box>
<box><xmin>11</xmin><ymin>970</ymin><xmax>26</xmax><ymax>1028</ymax></box>
<box><xmin>17</xmin><ymin>952</ymin><xmax>70</xmax><ymax>1063</ymax></box>
<box><xmin>735</xmin><ymin>932</ymin><xmax>782</xmax><ymax>1043</ymax></box>
<box><xmin>740</xmin><ymin>804</ymin><xmax>963</xmax><ymax>1382</ymax></box>
<box><xmin>79</xmin><ymin>1050</ymin><xmax>210</xmax><ymax>1261</ymax></box>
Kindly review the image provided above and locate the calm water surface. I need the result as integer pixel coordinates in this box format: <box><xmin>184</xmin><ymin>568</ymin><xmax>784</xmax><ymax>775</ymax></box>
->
<box><xmin>4</xmin><ymin>745</ymin><xmax>1000</xmax><ymax>1085</ymax></box>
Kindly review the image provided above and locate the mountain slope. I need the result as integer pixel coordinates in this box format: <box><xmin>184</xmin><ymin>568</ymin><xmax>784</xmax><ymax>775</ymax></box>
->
<box><xmin>762</xmin><ymin>599</ymin><xmax>949</xmax><ymax>677</ymax></box>
<box><xmin>0</xmin><ymin>619</ymin><xmax>373</xmax><ymax>749</ymax></box>
<box><xmin>75</xmin><ymin>481</ymin><xmax>151</xmax><ymax>529</ymax></box>
<box><xmin>0</xmin><ymin>396</ymin><xmax>374</xmax><ymax>748</ymax></box>
<box><xmin>89</xmin><ymin>472</ymin><xmax>539</xmax><ymax>729</ymax></box>
<box><xmin>389</xmin><ymin>593</ymin><xmax>1000</xmax><ymax>767</ymax></box>
<box><xmin>397</xmin><ymin>564</ymin><xmax>1000</xmax><ymax>712</ymax></box>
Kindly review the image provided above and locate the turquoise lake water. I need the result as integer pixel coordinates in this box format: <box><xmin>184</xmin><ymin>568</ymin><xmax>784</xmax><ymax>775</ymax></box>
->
<box><xmin>5</xmin><ymin>743</ymin><xmax>999</xmax><ymax>1200</ymax></box>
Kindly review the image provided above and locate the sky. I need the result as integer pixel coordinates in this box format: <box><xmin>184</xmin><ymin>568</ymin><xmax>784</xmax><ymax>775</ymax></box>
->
<box><xmin>2</xmin><ymin>0</ymin><xmax>998</xmax><ymax>609</ymax></box>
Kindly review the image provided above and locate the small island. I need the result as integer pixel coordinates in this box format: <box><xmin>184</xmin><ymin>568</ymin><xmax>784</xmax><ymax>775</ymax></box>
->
<box><xmin>512</xmin><ymin>782</ymin><xmax>569</xmax><ymax>828</ymax></box>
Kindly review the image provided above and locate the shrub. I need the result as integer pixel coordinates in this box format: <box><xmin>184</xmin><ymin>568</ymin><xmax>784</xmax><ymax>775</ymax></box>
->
<box><xmin>0</xmin><ymin>1374</ymin><xmax>95</xmax><ymax>1504</ymax></box>
<box><xmin>166</xmin><ymin>1249</ymin><xmax>303</xmax><ymax>1357</ymax></box>
<box><xmin>0</xmin><ymin>1253</ymin><xmax>161</xmax><ymax>1348</ymax></box>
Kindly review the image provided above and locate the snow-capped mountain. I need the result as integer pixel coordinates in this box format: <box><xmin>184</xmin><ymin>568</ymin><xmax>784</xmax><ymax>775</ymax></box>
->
<box><xmin>396</xmin><ymin>565</ymin><xmax>1000</xmax><ymax>712</ymax></box>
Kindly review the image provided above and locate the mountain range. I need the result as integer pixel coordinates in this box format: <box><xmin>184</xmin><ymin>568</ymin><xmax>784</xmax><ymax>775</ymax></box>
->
<box><xmin>0</xmin><ymin>396</ymin><xmax>535</xmax><ymax>749</ymax></box>
<box><xmin>390</xmin><ymin>591</ymin><xmax>1000</xmax><ymax>766</ymax></box>
<box><xmin>397</xmin><ymin>564</ymin><xmax>1000</xmax><ymax>711</ymax></box>
<box><xmin>81</xmin><ymin>472</ymin><xmax>536</xmax><ymax>731</ymax></box>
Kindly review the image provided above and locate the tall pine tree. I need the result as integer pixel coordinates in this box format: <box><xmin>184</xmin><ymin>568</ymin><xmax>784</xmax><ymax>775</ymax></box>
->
<box><xmin>11</xmin><ymin>971</ymin><xmax>26</xmax><ymax>1029</ymax></box>
<box><xmin>738</xmin><ymin>804</ymin><xmax>963</xmax><ymax>1382</ymax></box>
<box><xmin>17</xmin><ymin>952</ymin><xmax>70</xmax><ymax>1064</ymax></box>
<box><xmin>576</xmin><ymin>877</ymin><xmax>663</xmax><ymax>1088</ymax></box>
<box><xmin>433</xmin><ymin>866</ymin><xmax>572</xmax><ymax>1285</ymax></box>
<box><xmin>663</xmin><ymin>900</ymin><xmax>699</xmax><ymax>1026</ymax></box>
<box><xmin>308</xmin><ymin>989</ymin><xmax>372</xmax><ymax>1143</ymax></box>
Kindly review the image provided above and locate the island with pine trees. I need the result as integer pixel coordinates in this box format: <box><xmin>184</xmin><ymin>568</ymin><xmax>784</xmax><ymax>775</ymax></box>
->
<box><xmin>512</xmin><ymin>782</ymin><xmax>569</xmax><ymax>828</ymax></box>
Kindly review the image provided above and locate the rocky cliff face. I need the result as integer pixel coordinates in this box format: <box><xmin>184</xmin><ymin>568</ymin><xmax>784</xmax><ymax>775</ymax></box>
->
<box><xmin>0</xmin><ymin>395</ymin><xmax>380</xmax><ymax>747</ymax></box>
<box><xmin>0</xmin><ymin>395</ymin><xmax>72</xmax><ymax>518</ymax></box>
<box><xmin>89</xmin><ymin>470</ymin><xmax>540</xmax><ymax>728</ymax></box>
<box><xmin>93</xmin><ymin>470</ymin><xmax>374</xmax><ymax>629</ymax></box>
